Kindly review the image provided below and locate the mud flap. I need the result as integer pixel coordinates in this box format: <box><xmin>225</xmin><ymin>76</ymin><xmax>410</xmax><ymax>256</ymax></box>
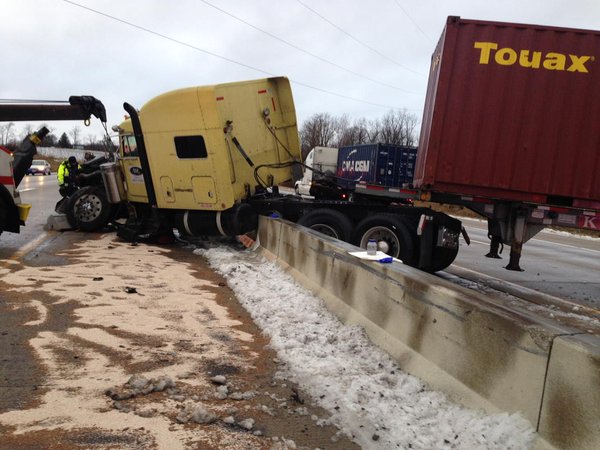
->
<box><xmin>418</xmin><ymin>215</ymin><xmax>434</xmax><ymax>269</ymax></box>
<box><xmin>55</xmin><ymin>197</ymin><xmax>69</xmax><ymax>214</ymax></box>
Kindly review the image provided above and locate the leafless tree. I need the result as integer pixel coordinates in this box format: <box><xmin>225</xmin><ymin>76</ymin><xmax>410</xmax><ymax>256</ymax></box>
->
<box><xmin>299</xmin><ymin>113</ymin><xmax>338</xmax><ymax>159</ymax></box>
<box><xmin>336</xmin><ymin>116</ymin><xmax>371</xmax><ymax>147</ymax></box>
<box><xmin>70</xmin><ymin>126</ymin><xmax>81</xmax><ymax>147</ymax></box>
<box><xmin>0</xmin><ymin>122</ymin><xmax>15</xmax><ymax>146</ymax></box>
<box><xmin>375</xmin><ymin>109</ymin><xmax>418</xmax><ymax>146</ymax></box>
<box><xmin>300</xmin><ymin>109</ymin><xmax>419</xmax><ymax>155</ymax></box>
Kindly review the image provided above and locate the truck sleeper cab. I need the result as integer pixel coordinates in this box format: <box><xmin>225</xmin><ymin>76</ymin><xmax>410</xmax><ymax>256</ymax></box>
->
<box><xmin>110</xmin><ymin>77</ymin><xmax>302</xmax><ymax>238</ymax></box>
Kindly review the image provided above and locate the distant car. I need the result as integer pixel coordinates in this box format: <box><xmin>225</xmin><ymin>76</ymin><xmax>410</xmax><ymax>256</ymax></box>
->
<box><xmin>27</xmin><ymin>160</ymin><xmax>52</xmax><ymax>176</ymax></box>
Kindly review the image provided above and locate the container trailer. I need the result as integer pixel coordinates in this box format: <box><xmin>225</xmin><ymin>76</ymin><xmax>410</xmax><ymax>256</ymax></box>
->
<box><xmin>337</xmin><ymin>144</ymin><xmax>416</xmax><ymax>190</ymax></box>
<box><xmin>356</xmin><ymin>16</ymin><xmax>600</xmax><ymax>270</ymax></box>
<box><xmin>296</xmin><ymin>144</ymin><xmax>416</xmax><ymax>199</ymax></box>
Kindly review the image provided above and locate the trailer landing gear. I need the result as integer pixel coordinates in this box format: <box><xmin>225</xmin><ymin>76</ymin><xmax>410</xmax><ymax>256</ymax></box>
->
<box><xmin>505</xmin><ymin>212</ymin><xmax>527</xmax><ymax>271</ymax></box>
<box><xmin>506</xmin><ymin>243</ymin><xmax>524</xmax><ymax>271</ymax></box>
<box><xmin>485</xmin><ymin>235</ymin><xmax>503</xmax><ymax>259</ymax></box>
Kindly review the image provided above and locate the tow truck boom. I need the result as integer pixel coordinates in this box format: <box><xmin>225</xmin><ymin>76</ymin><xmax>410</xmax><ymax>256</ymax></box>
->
<box><xmin>0</xmin><ymin>95</ymin><xmax>106</xmax><ymax>235</ymax></box>
<box><xmin>0</xmin><ymin>96</ymin><xmax>107</xmax><ymax>123</ymax></box>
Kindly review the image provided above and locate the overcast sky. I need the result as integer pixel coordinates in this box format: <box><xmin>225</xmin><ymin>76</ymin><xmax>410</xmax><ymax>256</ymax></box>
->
<box><xmin>2</xmin><ymin>0</ymin><xmax>599</xmax><ymax>143</ymax></box>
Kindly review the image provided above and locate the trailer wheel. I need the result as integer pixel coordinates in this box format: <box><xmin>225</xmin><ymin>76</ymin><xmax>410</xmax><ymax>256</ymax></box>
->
<box><xmin>67</xmin><ymin>185</ymin><xmax>113</xmax><ymax>232</ymax></box>
<box><xmin>297</xmin><ymin>208</ymin><xmax>353</xmax><ymax>241</ymax></box>
<box><xmin>354</xmin><ymin>214</ymin><xmax>416</xmax><ymax>264</ymax></box>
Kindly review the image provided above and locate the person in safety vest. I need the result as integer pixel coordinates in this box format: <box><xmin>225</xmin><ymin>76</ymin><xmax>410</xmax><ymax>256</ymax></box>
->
<box><xmin>57</xmin><ymin>156</ymin><xmax>81</xmax><ymax>197</ymax></box>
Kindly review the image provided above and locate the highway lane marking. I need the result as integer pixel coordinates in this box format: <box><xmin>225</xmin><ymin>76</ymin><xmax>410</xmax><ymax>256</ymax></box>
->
<box><xmin>531</xmin><ymin>238</ymin><xmax>600</xmax><ymax>253</ymax></box>
<box><xmin>14</xmin><ymin>233</ymin><xmax>49</xmax><ymax>258</ymax></box>
<box><xmin>0</xmin><ymin>233</ymin><xmax>49</xmax><ymax>270</ymax></box>
<box><xmin>467</xmin><ymin>239</ymin><xmax>489</xmax><ymax>246</ymax></box>
<box><xmin>465</xmin><ymin>233</ymin><xmax>600</xmax><ymax>254</ymax></box>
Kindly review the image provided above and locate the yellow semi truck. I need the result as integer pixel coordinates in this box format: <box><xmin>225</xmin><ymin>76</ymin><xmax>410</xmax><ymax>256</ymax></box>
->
<box><xmin>69</xmin><ymin>77</ymin><xmax>461</xmax><ymax>272</ymax></box>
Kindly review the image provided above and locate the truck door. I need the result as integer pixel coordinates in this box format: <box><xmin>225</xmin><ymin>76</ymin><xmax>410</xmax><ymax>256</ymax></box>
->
<box><xmin>120</xmin><ymin>134</ymin><xmax>149</xmax><ymax>203</ymax></box>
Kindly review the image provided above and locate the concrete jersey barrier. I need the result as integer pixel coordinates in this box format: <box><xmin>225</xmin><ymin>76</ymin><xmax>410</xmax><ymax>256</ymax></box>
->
<box><xmin>256</xmin><ymin>216</ymin><xmax>599</xmax><ymax>450</ymax></box>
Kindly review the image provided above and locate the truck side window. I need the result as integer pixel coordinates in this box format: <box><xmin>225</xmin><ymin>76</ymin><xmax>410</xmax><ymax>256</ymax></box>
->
<box><xmin>175</xmin><ymin>135</ymin><xmax>208</xmax><ymax>159</ymax></box>
<box><xmin>122</xmin><ymin>135</ymin><xmax>138</xmax><ymax>157</ymax></box>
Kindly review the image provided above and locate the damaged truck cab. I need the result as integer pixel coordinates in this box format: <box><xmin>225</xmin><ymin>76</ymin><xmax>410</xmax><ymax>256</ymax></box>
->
<box><xmin>105</xmin><ymin>77</ymin><xmax>303</xmax><ymax>239</ymax></box>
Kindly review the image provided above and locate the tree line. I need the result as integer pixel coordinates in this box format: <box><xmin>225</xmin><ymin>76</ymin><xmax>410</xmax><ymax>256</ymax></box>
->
<box><xmin>0</xmin><ymin>123</ymin><xmax>112</xmax><ymax>151</ymax></box>
<box><xmin>299</xmin><ymin>109</ymin><xmax>419</xmax><ymax>160</ymax></box>
<box><xmin>1</xmin><ymin>108</ymin><xmax>419</xmax><ymax>158</ymax></box>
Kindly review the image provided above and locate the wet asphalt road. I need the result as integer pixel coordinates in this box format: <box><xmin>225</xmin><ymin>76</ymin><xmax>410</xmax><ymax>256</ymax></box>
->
<box><xmin>0</xmin><ymin>174</ymin><xmax>71</xmax><ymax>413</ymax></box>
<box><xmin>0</xmin><ymin>174</ymin><xmax>60</xmax><ymax>258</ymax></box>
<box><xmin>449</xmin><ymin>217</ymin><xmax>600</xmax><ymax>309</ymax></box>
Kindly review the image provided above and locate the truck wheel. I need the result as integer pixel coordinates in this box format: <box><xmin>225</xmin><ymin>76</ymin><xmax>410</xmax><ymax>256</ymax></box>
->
<box><xmin>297</xmin><ymin>208</ymin><xmax>353</xmax><ymax>241</ymax></box>
<box><xmin>354</xmin><ymin>214</ymin><xmax>416</xmax><ymax>264</ymax></box>
<box><xmin>67</xmin><ymin>185</ymin><xmax>113</xmax><ymax>231</ymax></box>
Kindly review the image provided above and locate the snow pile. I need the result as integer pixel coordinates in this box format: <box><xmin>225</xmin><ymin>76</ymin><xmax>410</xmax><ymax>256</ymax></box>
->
<box><xmin>195</xmin><ymin>245</ymin><xmax>536</xmax><ymax>450</ymax></box>
<box><xmin>105</xmin><ymin>374</ymin><xmax>176</xmax><ymax>401</ymax></box>
<box><xmin>176</xmin><ymin>402</ymin><xmax>218</xmax><ymax>425</ymax></box>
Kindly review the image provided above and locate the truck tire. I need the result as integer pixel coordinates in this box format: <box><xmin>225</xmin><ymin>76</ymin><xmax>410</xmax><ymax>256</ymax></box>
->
<box><xmin>0</xmin><ymin>186</ymin><xmax>20</xmax><ymax>234</ymax></box>
<box><xmin>354</xmin><ymin>214</ymin><xmax>416</xmax><ymax>265</ymax></box>
<box><xmin>297</xmin><ymin>208</ymin><xmax>353</xmax><ymax>241</ymax></box>
<box><xmin>67</xmin><ymin>185</ymin><xmax>113</xmax><ymax>232</ymax></box>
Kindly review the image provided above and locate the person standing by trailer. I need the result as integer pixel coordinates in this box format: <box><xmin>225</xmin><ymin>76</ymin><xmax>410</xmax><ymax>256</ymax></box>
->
<box><xmin>57</xmin><ymin>156</ymin><xmax>81</xmax><ymax>197</ymax></box>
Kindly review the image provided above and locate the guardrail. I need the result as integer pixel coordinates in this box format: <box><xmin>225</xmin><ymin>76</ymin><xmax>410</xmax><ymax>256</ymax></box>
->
<box><xmin>256</xmin><ymin>216</ymin><xmax>599</xmax><ymax>450</ymax></box>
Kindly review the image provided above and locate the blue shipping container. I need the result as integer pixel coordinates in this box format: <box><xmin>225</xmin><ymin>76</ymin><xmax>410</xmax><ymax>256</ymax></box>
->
<box><xmin>336</xmin><ymin>144</ymin><xmax>417</xmax><ymax>189</ymax></box>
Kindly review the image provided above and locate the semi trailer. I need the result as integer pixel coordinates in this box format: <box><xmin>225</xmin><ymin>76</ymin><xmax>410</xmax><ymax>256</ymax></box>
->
<box><xmin>296</xmin><ymin>144</ymin><xmax>417</xmax><ymax>200</ymax></box>
<box><xmin>355</xmin><ymin>16</ymin><xmax>600</xmax><ymax>270</ymax></box>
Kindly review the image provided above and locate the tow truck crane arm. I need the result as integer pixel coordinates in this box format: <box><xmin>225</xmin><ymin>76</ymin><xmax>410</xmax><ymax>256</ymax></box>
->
<box><xmin>0</xmin><ymin>96</ymin><xmax>107</xmax><ymax>123</ymax></box>
<box><xmin>0</xmin><ymin>96</ymin><xmax>107</xmax><ymax>235</ymax></box>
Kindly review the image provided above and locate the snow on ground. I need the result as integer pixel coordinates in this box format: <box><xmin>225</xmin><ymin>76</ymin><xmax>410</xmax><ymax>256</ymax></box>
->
<box><xmin>195</xmin><ymin>244</ymin><xmax>536</xmax><ymax>450</ymax></box>
<box><xmin>541</xmin><ymin>227</ymin><xmax>600</xmax><ymax>241</ymax></box>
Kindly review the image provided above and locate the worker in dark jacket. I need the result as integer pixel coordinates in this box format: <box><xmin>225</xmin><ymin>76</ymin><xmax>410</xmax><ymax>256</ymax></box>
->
<box><xmin>57</xmin><ymin>156</ymin><xmax>81</xmax><ymax>197</ymax></box>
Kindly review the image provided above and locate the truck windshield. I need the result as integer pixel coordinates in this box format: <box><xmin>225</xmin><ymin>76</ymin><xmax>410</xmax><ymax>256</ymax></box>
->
<box><xmin>121</xmin><ymin>135</ymin><xmax>138</xmax><ymax>157</ymax></box>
